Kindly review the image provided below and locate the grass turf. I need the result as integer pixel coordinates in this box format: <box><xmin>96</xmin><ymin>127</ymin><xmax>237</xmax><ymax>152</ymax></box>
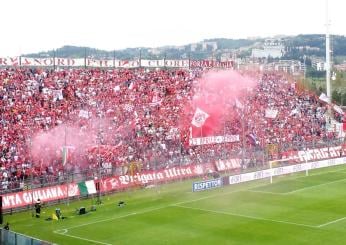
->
<box><xmin>4</xmin><ymin>164</ymin><xmax>346</xmax><ymax>245</ymax></box>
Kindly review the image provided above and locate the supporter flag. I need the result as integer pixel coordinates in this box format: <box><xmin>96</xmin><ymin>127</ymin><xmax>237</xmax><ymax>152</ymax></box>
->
<box><xmin>319</xmin><ymin>93</ymin><xmax>330</xmax><ymax>103</ymax></box>
<box><xmin>235</xmin><ymin>99</ymin><xmax>244</xmax><ymax>109</ymax></box>
<box><xmin>134</xmin><ymin>111</ymin><xmax>140</xmax><ymax>124</ymax></box>
<box><xmin>62</xmin><ymin>146</ymin><xmax>68</xmax><ymax>166</ymax></box>
<box><xmin>149</xmin><ymin>94</ymin><xmax>162</xmax><ymax>106</ymax></box>
<box><xmin>121</xmin><ymin>60</ymin><xmax>130</xmax><ymax>67</ymax></box>
<box><xmin>78</xmin><ymin>180</ymin><xmax>97</xmax><ymax>196</ymax></box>
<box><xmin>247</xmin><ymin>133</ymin><xmax>258</xmax><ymax>145</ymax></box>
<box><xmin>52</xmin><ymin>213</ymin><xmax>59</xmax><ymax>221</ymax></box>
<box><xmin>52</xmin><ymin>89</ymin><xmax>63</xmax><ymax>102</ymax></box>
<box><xmin>79</xmin><ymin>110</ymin><xmax>90</xmax><ymax>119</ymax></box>
<box><xmin>115</xmin><ymin>141</ymin><xmax>123</xmax><ymax>148</ymax></box>
<box><xmin>291</xmin><ymin>83</ymin><xmax>296</xmax><ymax>90</ymax></box>
<box><xmin>113</xmin><ymin>85</ymin><xmax>120</xmax><ymax>92</ymax></box>
<box><xmin>106</xmin><ymin>109</ymin><xmax>114</xmax><ymax>115</ymax></box>
<box><xmin>265</xmin><ymin>109</ymin><xmax>278</xmax><ymax>119</ymax></box>
<box><xmin>61</xmin><ymin>146</ymin><xmax>75</xmax><ymax>166</ymax></box>
<box><xmin>191</xmin><ymin>108</ymin><xmax>210</xmax><ymax>127</ymax></box>
<box><xmin>124</xmin><ymin>104</ymin><xmax>134</xmax><ymax>112</ymax></box>
<box><xmin>333</xmin><ymin>104</ymin><xmax>343</xmax><ymax>115</ymax></box>
<box><xmin>128</xmin><ymin>81</ymin><xmax>134</xmax><ymax>90</ymax></box>
<box><xmin>290</xmin><ymin>108</ymin><xmax>299</xmax><ymax>116</ymax></box>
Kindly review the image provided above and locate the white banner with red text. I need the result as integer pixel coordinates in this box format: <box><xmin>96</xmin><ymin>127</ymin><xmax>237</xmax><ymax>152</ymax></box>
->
<box><xmin>228</xmin><ymin>156</ymin><xmax>346</xmax><ymax>185</ymax></box>
<box><xmin>2</xmin><ymin>183</ymin><xmax>80</xmax><ymax>210</ymax></box>
<box><xmin>0</xmin><ymin>57</ymin><xmax>233</xmax><ymax>69</ymax></box>
<box><xmin>3</xmin><ymin>144</ymin><xmax>344</xmax><ymax>210</ymax></box>
<box><xmin>100</xmin><ymin>163</ymin><xmax>216</xmax><ymax>192</ymax></box>
<box><xmin>214</xmin><ymin>158</ymin><xmax>242</xmax><ymax>171</ymax></box>
<box><xmin>2</xmin><ymin>163</ymin><xmax>215</xmax><ymax>209</ymax></box>
<box><xmin>189</xmin><ymin>135</ymin><xmax>240</xmax><ymax>146</ymax></box>
<box><xmin>281</xmin><ymin>145</ymin><xmax>346</xmax><ymax>163</ymax></box>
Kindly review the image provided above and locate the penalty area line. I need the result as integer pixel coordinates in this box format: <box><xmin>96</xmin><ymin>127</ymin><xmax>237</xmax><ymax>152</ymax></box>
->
<box><xmin>248</xmin><ymin>176</ymin><xmax>346</xmax><ymax>195</ymax></box>
<box><xmin>284</xmin><ymin>177</ymin><xmax>346</xmax><ymax>194</ymax></box>
<box><xmin>54</xmin><ymin>211</ymin><xmax>139</xmax><ymax>232</ymax></box>
<box><xmin>52</xmin><ymin>185</ymin><xmax>261</xmax><ymax>244</ymax></box>
<box><xmin>173</xmin><ymin>204</ymin><xmax>317</xmax><ymax>229</ymax></box>
<box><xmin>246</xmin><ymin>189</ymin><xmax>286</xmax><ymax>195</ymax></box>
<box><xmin>317</xmin><ymin>216</ymin><xmax>346</xmax><ymax>228</ymax></box>
<box><xmin>53</xmin><ymin>165</ymin><xmax>346</xmax><ymax>240</ymax></box>
<box><xmin>53</xmin><ymin>231</ymin><xmax>112</xmax><ymax>245</ymax></box>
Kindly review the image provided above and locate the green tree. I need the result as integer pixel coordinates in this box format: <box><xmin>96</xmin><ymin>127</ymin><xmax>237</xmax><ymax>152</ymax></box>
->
<box><xmin>332</xmin><ymin>90</ymin><xmax>341</xmax><ymax>104</ymax></box>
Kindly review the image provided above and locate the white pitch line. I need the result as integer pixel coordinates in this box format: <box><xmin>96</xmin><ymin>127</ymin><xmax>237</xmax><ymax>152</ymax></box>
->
<box><xmin>54</xmin><ymin>211</ymin><xmax>139</xmax><ymax>232</ymax></box>
<box><xmin>249</xmin><ymin>176</ymin><xmax>346</xmax><ymax>195</ymax></box>
<box><xmin>173</xmin><ymin>188</ymin><xmax>248</xmax><ymax>206</ymax></box>
<box><xmin>53</xmin><ymin>183</ymin><xmax>271</xmax><ymax>241</ymax></box>
<box><xmin>241</xmin><ymin>167</ymin><xmax>346</xmax><ymax>196</ymax></box>
<box><xmin>55</xmin><ymin>232</ymin><xmax>112</xmax><ymax>245</ymax></box>
<box><xmin>55</xmin><ymin>229</ymin><xmax>67</xmax><ymax>235</ymax></box>
<box><xmin>174</xmin><ymin>204</ymin><xmax>317</xmax><ymax>228</ymax></box>
<box><xmin>285</xmin><ymin>177</ymin><xmax>346</xmax><ymax>194</ymax></box>
<box><xmin>318</xmin><ymin>216</ymin><xmax>346</xmax><ymax>228</ymax></box>
<box><xmin>55</xmin><ymin>189</ymin><xmax>246</xmax><ymax>232</ymax></box>
<box><xmin>246</xmin><ymin>189</ymin><xmax>286</xmax><ymax>195</ymax></box>
<box><xmin>178</xmin><ymin>166</ymin><xmax>343</xmax><ymax>205</ymax></box>
<box><xmin>53</xmin><ymin>164</ymin><xmax>346</xmax><ymax>242</ymax></box>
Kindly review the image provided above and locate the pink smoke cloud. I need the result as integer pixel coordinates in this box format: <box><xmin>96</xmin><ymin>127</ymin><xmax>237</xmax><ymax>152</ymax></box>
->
<box><xmin>29</xmin><ymin>116</ymin><xmax>126</xmax><ymax>169</ymax></box>
<box><xmin>182</xmin><ymin>70</ymin><xmax>257</xmax><ymax>137</ymax></box>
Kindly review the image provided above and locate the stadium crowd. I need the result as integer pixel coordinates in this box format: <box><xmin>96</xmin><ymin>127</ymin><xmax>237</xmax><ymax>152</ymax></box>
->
<box><xmin>0</xmin><ymin>67</ymin><xmax>344</xmax><ymax>192</ymax></box>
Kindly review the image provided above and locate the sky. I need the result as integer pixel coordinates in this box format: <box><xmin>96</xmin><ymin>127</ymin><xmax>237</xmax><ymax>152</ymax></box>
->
<box><xmin>0</xmin><ymin>0</ymin><xmax>344</xmax><ymax>56</ymax></box>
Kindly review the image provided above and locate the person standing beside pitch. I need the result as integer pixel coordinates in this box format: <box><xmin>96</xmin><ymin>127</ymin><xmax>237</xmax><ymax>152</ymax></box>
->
<box><xmin>34</xmin><ymin>199</ymin><xmax>42</xmax><ymax>218</ymax></box>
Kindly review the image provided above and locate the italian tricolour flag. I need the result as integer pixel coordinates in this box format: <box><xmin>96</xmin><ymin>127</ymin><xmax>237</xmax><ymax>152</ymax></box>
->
<box><xmin>78</xmin><ymin>180</ymin><xmax>97</xmax><ymax>196</ymax></box>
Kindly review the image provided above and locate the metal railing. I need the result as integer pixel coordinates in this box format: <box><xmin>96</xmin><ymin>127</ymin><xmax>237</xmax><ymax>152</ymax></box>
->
<box><xmin>0</xmin><ymin>228</ymin><xmax>52</xmax><ymax>245</ymax></box>
<box><xmin>0</xmin><ymin>137</ymin><xmax>344</xmax><ymax>196</ymax></box>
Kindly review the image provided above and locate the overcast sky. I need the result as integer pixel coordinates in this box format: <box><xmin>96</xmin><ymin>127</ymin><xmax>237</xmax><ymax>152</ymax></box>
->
<box><xmin>0</xmin><ymin>0</ymin><xmax>344</xmax><ymax>56</ymax></box>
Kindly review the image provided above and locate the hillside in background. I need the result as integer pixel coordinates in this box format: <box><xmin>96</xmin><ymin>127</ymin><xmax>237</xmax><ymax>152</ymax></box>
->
<box><xmin>24</xmin><ymin>34</ymin><xmax>346</xmax><ymax>61</ymax></box>
<box><xmin>283</xmin><ymin>34</ymin><xmax>346</xmax><ymax>61</ymax></box>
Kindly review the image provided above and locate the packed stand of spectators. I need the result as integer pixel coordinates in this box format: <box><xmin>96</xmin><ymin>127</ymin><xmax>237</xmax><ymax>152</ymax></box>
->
<box><xmin>0</xmin><ymin>68</ymin><xmax>343</xmax><ymax>192</ymax></box>
<box><xmin>244</xmin><ymin>74</ymin><xmax>336</xmax><ymax>146</ymax></box>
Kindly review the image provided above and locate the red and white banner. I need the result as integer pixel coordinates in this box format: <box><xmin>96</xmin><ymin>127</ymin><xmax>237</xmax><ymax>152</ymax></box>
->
<box><xmin>100</xmin><ymin>163</ymin><xmax>216</xmax><ymax>192</ymax></box>
<box><xmin>190</xmin><ymin>60</ymin><xmax>233</xmax><ymax>68</ymax></box>
<box><xmin>2</xmin><ymin>144</ymin><xmax>345</xmax><ymax>209</ymax></box>
<box><xmin>228</xmin><ymin>156</ymin><xmax>346</xmax><ymax>186</ymax></box>
<box><xmin>333</xmin><ymin>104</ymin><xmax>344</xmax><ymax>115</ymax></box>
<box><xmin>319</xmin><ymin>93</ymin><xmax>330</xmax><ymax>103</ymax></box>
<box><xmin>0</xmin><ymin>57</ymin><xmax>233</xmax><ymax>69</ymax></box>
<box><xmin>265</xmin><ymin>109</ymin><xmax>278</xmax><ymax>119</ymax></box>
<box><xmin>281</xmin><ymin>145</ymin><xmax>346</xmax><ymax>163</ymax></box>
<box><xmin>2</xmin><ymin>183</ymin><xmax>79</xmax><ymax>210</ymax></box>
<box><xmin>79</xmin><ymin>109</ymin><xmax>91</xmax><ymax>119</ymax></box>
<box><xmin>215</xmin><ymin>159</ymin><xmax>242</xmax><ymax>171</ymax></box>
<box><xmin>191</xmin><ymin>108</ymin><xmax>210</xmax><ymax>127</ymax></box>
<box><xmin>164</xmin><ymin>60</ymin><xmax>190</xmax><ymax>68</ymax></box>
<box><xmin>141</xmin><ymin>59</ymin><xmax>165</xmax><ymax>67</ymax></box>
<box><xmin>2</xmin><ymin>163</ymin><xmax>217</xmax><ymax>209</ymax></box>
<box><xmin>0</xmin><ymin>57</ymin><xmax>19</xmax><ymax>66</ymax></box>
<box><xmin>189</xmin><ymin>135</ymin><xmax>239</xmax><ymax>146</ymax></box>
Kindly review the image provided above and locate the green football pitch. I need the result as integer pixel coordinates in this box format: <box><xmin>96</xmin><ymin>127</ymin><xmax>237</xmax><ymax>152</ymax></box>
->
<box><xmin>5</xmin><ymin>164</ymin><xmax>346</xmax><ymax>245</ymax></box>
